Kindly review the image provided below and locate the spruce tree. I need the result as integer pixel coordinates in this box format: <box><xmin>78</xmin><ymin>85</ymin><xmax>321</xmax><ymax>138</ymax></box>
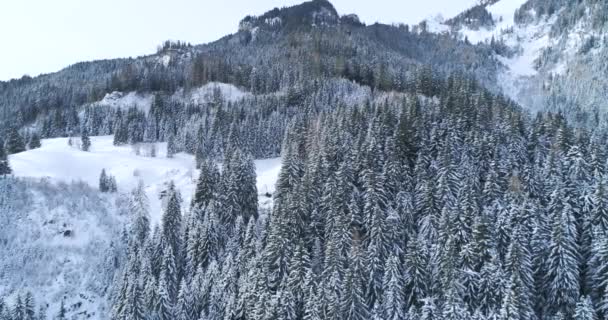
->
<box><xmin>381</xmin><ymin>254</ymin><xmax>406</xmax><ymax>320</ymax></box>
<box><xmin>166</xmin><ymin>133</ymin><xmax>177</xmax><ymax>158</ymax></box>
<box><xmin>23</xmin><ymin>291</ymin><xmax>35</xmax><ymax>320</ymax></box>
<box><xmin>5</xmin><ymin>127</ymin><xmax>25</xmax><ymax>154</ymax></box>
<box><xmin>574</xmin><ymin>296</ymin><xmax>597</xmax><ymax>320</ymax></box>
<box><xmin>592</xmin><ymin>177</ymin><xmax>608</xmax><ymax>234</ymax></box>
<box><xmin>28</xmin><ymin>132</ymin><xmax>41</xmax><ymax>149</ymax></box>
<box><xmin>99</xmin><ymin>169</ymin><xmax>109</xmax><ymax>192</ymax></box>
<box><xmin>191</xmin><ymin>158</ymin><xmax>220</xmax><ymax>210</ymax></box>
<box><xmin>341</xmin><ymin>242</ymin><xmax>370</xmax><ymax>320</ymax></box>
<box><xmin>81</xmin><ymin>127</ymin><xmax>91</xmax><ymax>151</ymax></box>
<box><xmin>156</xmin><ymin>272</ymin><xmax>175</xmax><ymax>320</ymax></box>
<box><xmin>57</xmin><ymin>300</ymin><xmax>66</xmax><ymax>320</ymax></box>
<box><xmin>130</xmin><ymin>181</ymin><xmax>150</xmax><ymax>246</ymax></box>
<box><xmin>545</xmin><ymin>202</ymin><xmax>580</xmax><ymax>316</ymax></box>
<box><xmin>161</xmin><ymin>183</ymin><xmax>182</xmax><ymax>265</ymax></box>
<box><xmin>0</xmin><ymin>143</ymin><xmax>11</xmax><ymax>176</ymax></box>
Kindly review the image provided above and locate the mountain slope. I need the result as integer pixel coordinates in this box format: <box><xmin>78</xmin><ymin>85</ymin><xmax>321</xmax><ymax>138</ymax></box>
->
<box><xmin>2</xmin><ymin>136</ymin><xmax>281</xmax><ymax>318</ymax></box>
<box><xmin>0</xmin><ymin>0</ymin><xmax>501</xmax><ymax>137</ymax></box>
<box><xmin>441</xmin><ymin>0</ymin><xmax>608</xmax><ymax>125</ymax></box>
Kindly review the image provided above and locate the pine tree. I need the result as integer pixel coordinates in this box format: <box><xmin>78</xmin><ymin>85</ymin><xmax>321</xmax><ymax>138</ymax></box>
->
<box><xmin>0</xmin><ymin>143</ymin><xmax>11</xmax><ymax>176</ymax></box>
<box><xmin>23</xmin><ymin>292</ymin><xmax>35</xmax><ymax>320</ymax></box>
<box><xmin>341</xmin><ymin>242</ymin><xmax>370</xmax><ymax>320</ymax></box>
<box><xmin>125</xmin><ymin>272</ymin><xmax>145</xmax><ymax>320</ymax></box>
<box><xmin>57</xmin><ymin>300</ymin><xmax>67</xmax><ymax>320</ymax></box>
<box><xmin>130</xmin><ymin>181</ymin><xmax>150</xmax><ymax>246</ymax></box>
<box><xmin>442</xmin><ymin>286</ymin><xmax>469</xmax><ymax>320</ymax></box>
<box><xmin>166</xmin><ymin>133</ymin><xmax>177</xmax><ymax>158</ymax></box>
<box><xmin>404</xmin><ymin>236</ymin><xmax>428</xmax><ymax>307</ymax></box>
<box><xmin>5</xmin><ymin>127</ymin><xmax>25</xmax><ymax>154</ymax></box>
<box><xmin>109</xmin><ymin>175</ymin><xmax>118</xmax><ymax>192</ymax></box>
<box><xmin>157</xmin><ymin>272</ymin><xmax>175</xmax><ymax>320</ymax></box>
<box><xmin>175</xmin><ymin>281</ymin><xmax>196</xmax><ymax>320</ymax></box>
<box><xmin>545</xmin><ymin>201</ymin><xmax>580</xmax><ymax>316</ymax></box>
<box><xmin>28</xmin><ymin>132</ymin><xmax>41</xmax><ymax>149</ymax></box>
<box><xmin>81</xmin><ymin>127</ymin><xmax>91</xmax><ymax>151</ymax></box>
<box><xmin>99</xmin><ymin>169</ymin><xmax>109</xmax><ymax>192</ymax></box>
<box><xmin>12</xmin><ymin>294</ymin><xmax>24</xmax><ymax>320</ymax></box>
<box><xmin>592</xmin><ymin>177</ymin><xmax>608</xmax><ymax>234</ymax></box>
<box><xmin>161</xmin><ymin>183</ymin><xmax>182</xmax><ymax>266</ymax></box>
<box><xmin>419</xmin><ymin>297</ymin><xmax>439</xmax><ymax>320</ymax></box>
<box><xmin>191</xmin><ymin>158</ymin><xmax>219</xmax><ymax>210</ymax></box>
<box><xmin>160</xmin><ymin>244</ymin><xmax>178</xmax><ymax>302</ymax></box>
<box><xmin>381</xmin><ymin>254</ymin><xmax>406</xmax><ymax>320</ymax></box>
<box><xmin>574</xmin><ymin>296</ymin><xmax>597</xmax><ymax>320</ymax></box>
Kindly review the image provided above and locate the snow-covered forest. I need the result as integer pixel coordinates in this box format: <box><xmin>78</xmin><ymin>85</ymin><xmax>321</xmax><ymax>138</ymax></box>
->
<box><xmin>2</xmin><ymin>0</ymin><xmax>608</xmax><ymax>319</ymax></box>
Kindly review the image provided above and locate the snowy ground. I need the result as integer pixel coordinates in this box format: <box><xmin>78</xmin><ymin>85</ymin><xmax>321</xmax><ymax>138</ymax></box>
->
<box><xmin>426</xmin><ymin>0</ymin><xmax>556</xmax><ymax>108</ymax></box>
<box><xmin>5</xmin><ymin>136</ymin><xmax>280</xmax><ymax>318</ymax></box>
<box><xmin>10</xmin><ymin>136</ymin><xmax>281</xmax><ymax>223</ymax></box>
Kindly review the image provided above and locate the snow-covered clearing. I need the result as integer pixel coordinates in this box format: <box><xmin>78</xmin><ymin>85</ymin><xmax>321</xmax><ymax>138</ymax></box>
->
<box><xmin>10</xmin><ymin>136</ymin><xmax>281</xmax><ymax>223</ymax></box>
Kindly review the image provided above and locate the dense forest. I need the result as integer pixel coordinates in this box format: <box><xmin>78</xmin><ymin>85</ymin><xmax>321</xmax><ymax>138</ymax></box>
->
<box><xmin>99</xmin><ymin>72</ymin><xmax>608</xmax><ymax>320</ymax></box>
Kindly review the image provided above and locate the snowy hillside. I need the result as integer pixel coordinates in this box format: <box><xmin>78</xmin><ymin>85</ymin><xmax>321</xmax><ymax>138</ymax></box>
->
<box><xmin>0</xmin><ymin>178</ymin><xmax>124</xmax><ymax>318</ymax></box>
<box><xmin>428</xmin><ymin>0</ymin><xmax>608</xmax><ymax>118</ymax></box>
<box><xmin>4</xmin><ymin>136</ymin><xmax>281</xmax><ymax>319</ymax></box>
<box><xmin>9</xmin><ymin>136</ymin><xmax>281</xmax><ymax>223</ymax></box>
<box><xmin>430</xmin><ymin>0</ymin><xmax>549</xmax><ymax>107</ymax></box>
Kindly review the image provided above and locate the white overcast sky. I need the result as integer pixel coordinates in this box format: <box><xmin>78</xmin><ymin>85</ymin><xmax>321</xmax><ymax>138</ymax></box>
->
<box><xmin>0</xmin><ymin>0</ymin><xmax>478</xmax><ymax>81</ymax></box>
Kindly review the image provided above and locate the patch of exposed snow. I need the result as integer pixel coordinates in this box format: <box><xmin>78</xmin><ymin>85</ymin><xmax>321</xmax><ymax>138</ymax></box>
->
<box><xmin>265</xmin><ymin>16</ymin><xmax>282</xmax><ymax>26</ymax></box>
<box><xmin>95</xmin><ymin>91</ymin><xmax>154</xmax><ymax>113</ymax></box>
<box><xmin>251</xmin><ymin>26</ymin><xmax>260</xmax><ymax>40</ymax></box>
<box><xmin>425</xmin><ymin>14</ymin><xmax>450</xmax><ymax>34</ymax></box>
<box><xmin>459</xmin><ymin>0</ymin><xmax>529</xmax><ymax>44</ymax></box>
<box><xmin>173</xmin><ymin>82</ymin><xmax>250</xmax><ymax>105</ymax></box>
<box><xmin>0</xmin><ymin>178</ymin><xmax>123</xmax><ymax>319</ymax></box>
<box><xmin>160</xmin><ymin>54</ymin><xmax>171</xmax><ymax>67</ymax></box>
<box><xmin>497</xmin><ymin>21</ymin><xmax>551</xmax><ymax>77</ymax></box>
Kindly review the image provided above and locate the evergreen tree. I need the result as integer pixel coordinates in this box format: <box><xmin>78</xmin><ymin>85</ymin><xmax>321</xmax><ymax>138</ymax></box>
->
<box><xmin>545</xmin><ymin>202</ymin><xmax>580</xmax><ymax>316</ymax></box>
<box><xmin>592</xmin><ymin>177</ymin><xmax>608</xmax><ymax>234</ymax></box>
<box><xmin>23</xmin><ymin>292</ymin><xmax>35</xmax><ymax>320</ymax></box>
<box><xmin>419</xmin><ymin>297</ymin><xmax>439</xmax><ymax>320</ymax></box>
<box><xmin>130</xmin><ymin>181</ymin><xmax>150</xmax><ymax>246</ymax></box>
<box><xmin>161</xmin><ymin>183</ymin><xmax>182</xmax><ymax>266</ymax></box>
<box><xmin>341</xmin><ymin>242</ymin><xmax>370</xmax><ymax>320</ymax></box>
<box><xmin>573</xmin><ymin>296</ymin><xmax>597</xmax><ymax>320</ymax></box>
<box><xmin>381</xmin><ymin>254</ymin><xmax>406</xmax><ymax>320</ymax></box>
<box><xmin>57</xmin><ymin>300</ymin><xmax>66</xmax><ymax>320</ymax></box>
<box><xmin>404</xmin><ymin>237</ymin><xmax>428</xmax><ymax>307</ymax></box>
<box><xmin>191</xmin><ymin>158</ymin><xmax>219</xmax><ymax>210</ymax></box>
<box><xmin>28</xmin><ymin>132</ymin><xmax>41</xmax><ymax>149</ymax></box>
<box><xmin>81</xmin><ymin>127</ymin><xmax>91</xmax><ymax>151</ymax></box>
<box><xmin>5</xmin><ymin>127</ymin><xmax>25</xmax><ymax>154</ymax></box>
<box><xmin>166</xmin><ymin>133</ymin><xmax>177</xmax><ymax>158</ymax></box>
<box><xmin>99</xmin><ymin>169</ymin><xmax>109</xmax><ymax>192</ymax></box>
<box><xmin>156</xmin><ymin>272</ymin><xmax>175</xmax><ymax>320</ymax></box>
<box><xmin>175</xmin><ymin>281</ymin><xmax>196</xmax><ymax>320</ymax></box>
<box><xmin>0</xmin><ymin>143</ymin><xmax>11</xmax><ymax>176</ymax></box>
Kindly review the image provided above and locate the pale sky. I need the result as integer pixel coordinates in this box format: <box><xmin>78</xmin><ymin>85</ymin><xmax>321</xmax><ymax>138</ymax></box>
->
<box><xmin>0</xmin><ymin>0</ymin><xmax>478</xmax><ymax>81</ymax></box>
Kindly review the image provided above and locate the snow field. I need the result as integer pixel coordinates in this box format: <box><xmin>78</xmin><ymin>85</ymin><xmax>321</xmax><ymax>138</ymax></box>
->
<box><xmin>10</xmin><ymin>136</ymin><xmax>281</xmax><ymax>223</ymax></box>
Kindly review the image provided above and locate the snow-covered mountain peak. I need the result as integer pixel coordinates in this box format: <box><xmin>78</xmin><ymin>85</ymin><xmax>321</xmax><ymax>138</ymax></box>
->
<box><xmin>238</xmin><ymin>0</ymin><xmax>338</xmax><ymax>32</ymax></box>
